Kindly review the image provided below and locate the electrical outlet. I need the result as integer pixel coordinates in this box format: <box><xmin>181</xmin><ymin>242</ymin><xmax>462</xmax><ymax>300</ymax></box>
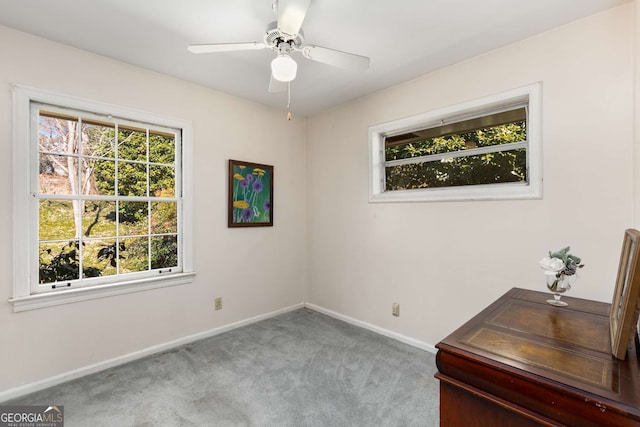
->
<box><xmin>392</xmin><ymin>303</ymin><xmax>400</xmax><ymax>317</ymax></box>
<box><xmin>215</xmin><ymin>297</ymin><xmax>222</xmax><ymax>311</ymax></box>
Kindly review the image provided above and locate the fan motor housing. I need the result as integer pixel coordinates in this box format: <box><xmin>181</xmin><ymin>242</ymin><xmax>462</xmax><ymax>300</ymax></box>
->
<box><xmin>264</xmin><ymin>21</ymin><xmax>304</xmax><ymax>50</ymax></box>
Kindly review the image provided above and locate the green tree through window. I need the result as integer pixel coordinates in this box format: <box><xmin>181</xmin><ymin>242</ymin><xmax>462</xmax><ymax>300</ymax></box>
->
<box><xmin>385</xmin><ymin>120</ymin><xmax>527</xmax><ymax>190</ymax></box>
<box><xmin>37</xmin><ymin>108</ymin><xmax>180</xmax><ymax>285</ymax></box>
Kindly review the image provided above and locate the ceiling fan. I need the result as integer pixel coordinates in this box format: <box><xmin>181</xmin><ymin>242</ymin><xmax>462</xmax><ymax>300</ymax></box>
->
<box><xmin>187</xmin><ymin>0</ymin><xmax>370</xmax><ymax>93</ymax></box>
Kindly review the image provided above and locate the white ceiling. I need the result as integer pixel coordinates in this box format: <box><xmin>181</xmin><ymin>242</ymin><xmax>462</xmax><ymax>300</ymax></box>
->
<box><xmin>0</xmin><ymin>0</ymin><xmax>630</xmax><ymax>116</ymax></box>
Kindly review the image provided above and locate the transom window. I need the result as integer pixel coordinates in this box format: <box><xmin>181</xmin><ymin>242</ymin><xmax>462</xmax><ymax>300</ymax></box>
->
<box><xmin>369</xmin><ymin>83</ymin><xmax>542</xmax><ymax>202</ymax></box>
<box><xmin>11</xmin><ymin>85</ymin><xmax>194</xmax><ymax>311</ymax></box>
<box><xmin>384</xmin><ymin>107</ymin><xmax>527</xmax><ymax>190</ymax></box>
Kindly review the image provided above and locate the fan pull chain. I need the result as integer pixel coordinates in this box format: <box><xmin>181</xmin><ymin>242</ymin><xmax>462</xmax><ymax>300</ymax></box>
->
<box><xmin>287</xmin><ymin>81</ymin><xmax>292</xmax><ymax>121</ymax></box>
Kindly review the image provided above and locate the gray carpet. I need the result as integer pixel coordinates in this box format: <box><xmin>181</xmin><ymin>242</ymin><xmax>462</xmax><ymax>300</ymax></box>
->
<box><xmin>8</xmin><ymin>308</ymin><xmax>440</xmax><ymax>426</ymax></box>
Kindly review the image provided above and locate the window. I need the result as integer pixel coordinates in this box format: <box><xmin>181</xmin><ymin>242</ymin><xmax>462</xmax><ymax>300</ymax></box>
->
<box><xmin>11</xmin><ymin>85</ymin><xmax>194</xmax><ymax>311</ymax></box>
<box><xmin>369</xmin><ymin>83</ymin><xmax>542</xmax><ymax>202</ymax></box>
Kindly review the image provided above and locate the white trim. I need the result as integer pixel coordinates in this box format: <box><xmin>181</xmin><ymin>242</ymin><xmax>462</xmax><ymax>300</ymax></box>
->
<box><xmin>369</xmin><ymin>82</ymin><xmax>543</xmax><ymax>203</ymax></box>
<box><xmin>9</xmin><ymin>272</ymin><xmax>196</xmax><ymax>312</ymax></box>
<box><xmin>0</xmin><ymin>302</ymin><xmax>305</xmax><ymax>402</ymax></box>
<box><xmin>13</xmin><ymin>84</ymin><xmax>193</xmax><ymax>130</ymax></box>
<box><xmin>12</xmin><ymin>84</ymin><xmax>32</xmax><ymax>302</ymax></box>
<box><xmin>304</xmin><ymin>302</ymin><xmax>438</xmax><ymax>354</ymax></box>
<box><xmin>11</xmin><ymin>84</ymin><xmax>195</xmax><ymax>308</ymax></box>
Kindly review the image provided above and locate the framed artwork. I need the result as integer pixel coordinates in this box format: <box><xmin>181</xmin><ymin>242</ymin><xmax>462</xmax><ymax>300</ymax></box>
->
<box><xmin>228</xmin><ymin>159</ymin><xmax>273</xmax><ymax>227</ymax></box>
<box><xmin>610</xmin><ymin>229</ymin><xmax>640</xmax><ymax>359</ymax></box>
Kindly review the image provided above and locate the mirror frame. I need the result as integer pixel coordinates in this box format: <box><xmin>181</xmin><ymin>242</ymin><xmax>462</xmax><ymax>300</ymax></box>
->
<box><xmin>610</xmin><ymin>229</ymin><xmax>640</xmax><ymax>359</ymax></box>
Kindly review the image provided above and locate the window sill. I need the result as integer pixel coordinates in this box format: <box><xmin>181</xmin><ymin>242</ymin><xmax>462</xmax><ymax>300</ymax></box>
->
<box><xmin>9</xmin><ymin>272</ymin><xmax>195</xmax><ymax>312</ymax></box>
<box><xmin>369</xmin><ymin>182</ymin><xmax>541</xmax><ymax>203</ymax></box>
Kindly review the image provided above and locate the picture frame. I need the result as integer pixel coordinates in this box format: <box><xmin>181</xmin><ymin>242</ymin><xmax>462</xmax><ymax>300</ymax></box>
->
<box><xmin>228</xmin><ymin>159</ymin><xmax>273</xmax><ymax>227</ymax></box>
<box><xmin>610</xmin><ymin>229</ymin><xmax>640</xmax><ymax>359</ymax></box>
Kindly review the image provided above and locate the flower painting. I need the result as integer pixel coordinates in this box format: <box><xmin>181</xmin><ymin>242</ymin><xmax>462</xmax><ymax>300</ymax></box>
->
<box><xmin>228</xmin><ymin>160</ymin><xmax>273</xmax><ymax>227</ymax></box>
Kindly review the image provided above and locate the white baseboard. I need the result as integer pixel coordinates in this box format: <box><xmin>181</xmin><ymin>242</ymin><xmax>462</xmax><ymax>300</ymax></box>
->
<box><xmin>304</xmin><ymin>303</ymin><xmax>438</xmax><ymax>354</ymax></box>
<box><xmin>0</xmin><ymin>302</ymin><xmax>304</xmax><ymax>403</ymax></box>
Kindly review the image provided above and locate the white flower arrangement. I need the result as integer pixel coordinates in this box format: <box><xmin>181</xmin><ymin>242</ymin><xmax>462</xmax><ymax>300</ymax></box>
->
<box><xmin>539</xmin><ymin>257</ymin><xmax>565</xmax><ymax>275</ymax></box>
<box><xmin>539</xmin><ymin>247</ymin><xmax>584</xmax><ymax>291</ymax></box>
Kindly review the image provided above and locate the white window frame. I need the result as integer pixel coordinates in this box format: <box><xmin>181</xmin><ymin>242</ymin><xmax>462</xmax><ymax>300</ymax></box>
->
<box><xmin>368</xmin><ymin>83</ymin><xmax>542</xmax><ymax>202</ymax></box>
<box><xmin>10</xmin><ymin>85</ymin><xmax>194</xmax><ymax>312</ymax></box>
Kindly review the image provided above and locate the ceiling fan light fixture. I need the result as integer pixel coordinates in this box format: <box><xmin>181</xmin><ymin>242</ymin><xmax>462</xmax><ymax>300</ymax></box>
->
<box><xmin>271</xmin><ymin>54</ymin><xmax>297</xmax><ymax>82</ymax></box>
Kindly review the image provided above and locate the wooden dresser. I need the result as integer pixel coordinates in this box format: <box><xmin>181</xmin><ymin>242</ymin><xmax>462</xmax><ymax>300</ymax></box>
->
<box><xmin>435</xmin><ymin>288</ymin><xmax>640</xmax><ymax>426</ymax></box>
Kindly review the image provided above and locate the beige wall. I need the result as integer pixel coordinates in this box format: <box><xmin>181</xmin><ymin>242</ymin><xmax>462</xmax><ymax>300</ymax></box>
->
<box><xmin>0</xmin><ymin>26</ymin><xmax>307</xmax><ymax>391</ymax></box>
<box><xmin>635</xmin><ymin>0</ymin><xmax>640</xmax><ymax>227</ymax></box>
<box><xmin>306</xmin><ymin>5</ymin><xmax>634</xmax><ymax>347</ymax></box>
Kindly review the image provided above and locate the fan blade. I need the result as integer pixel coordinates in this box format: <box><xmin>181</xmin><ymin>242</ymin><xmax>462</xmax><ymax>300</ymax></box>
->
<box><xmin>301</xmin><ymin>45</ymin><xmax>370</xmax><ymax>71</ymax></box>
<box><xmin>268</xmin><ymin>75</ymin><xmax>288</xmax><ymax>93</ymax></box>
<box><xmin>188</xmin><ymin>42</ymin><xmax>266</xmax><ymax>54</ymax></box>
<box><xmin>277</xmin><ymin>0</ymin><xmax>310</xmax><ymax>37</ymax></box>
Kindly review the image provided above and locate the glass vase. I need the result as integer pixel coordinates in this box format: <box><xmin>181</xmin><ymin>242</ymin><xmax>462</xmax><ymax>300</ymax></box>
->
<box><xmin>545</xmin><ymin>273</ymin><xmax>575</xmax><ymax>306</ymax></box>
